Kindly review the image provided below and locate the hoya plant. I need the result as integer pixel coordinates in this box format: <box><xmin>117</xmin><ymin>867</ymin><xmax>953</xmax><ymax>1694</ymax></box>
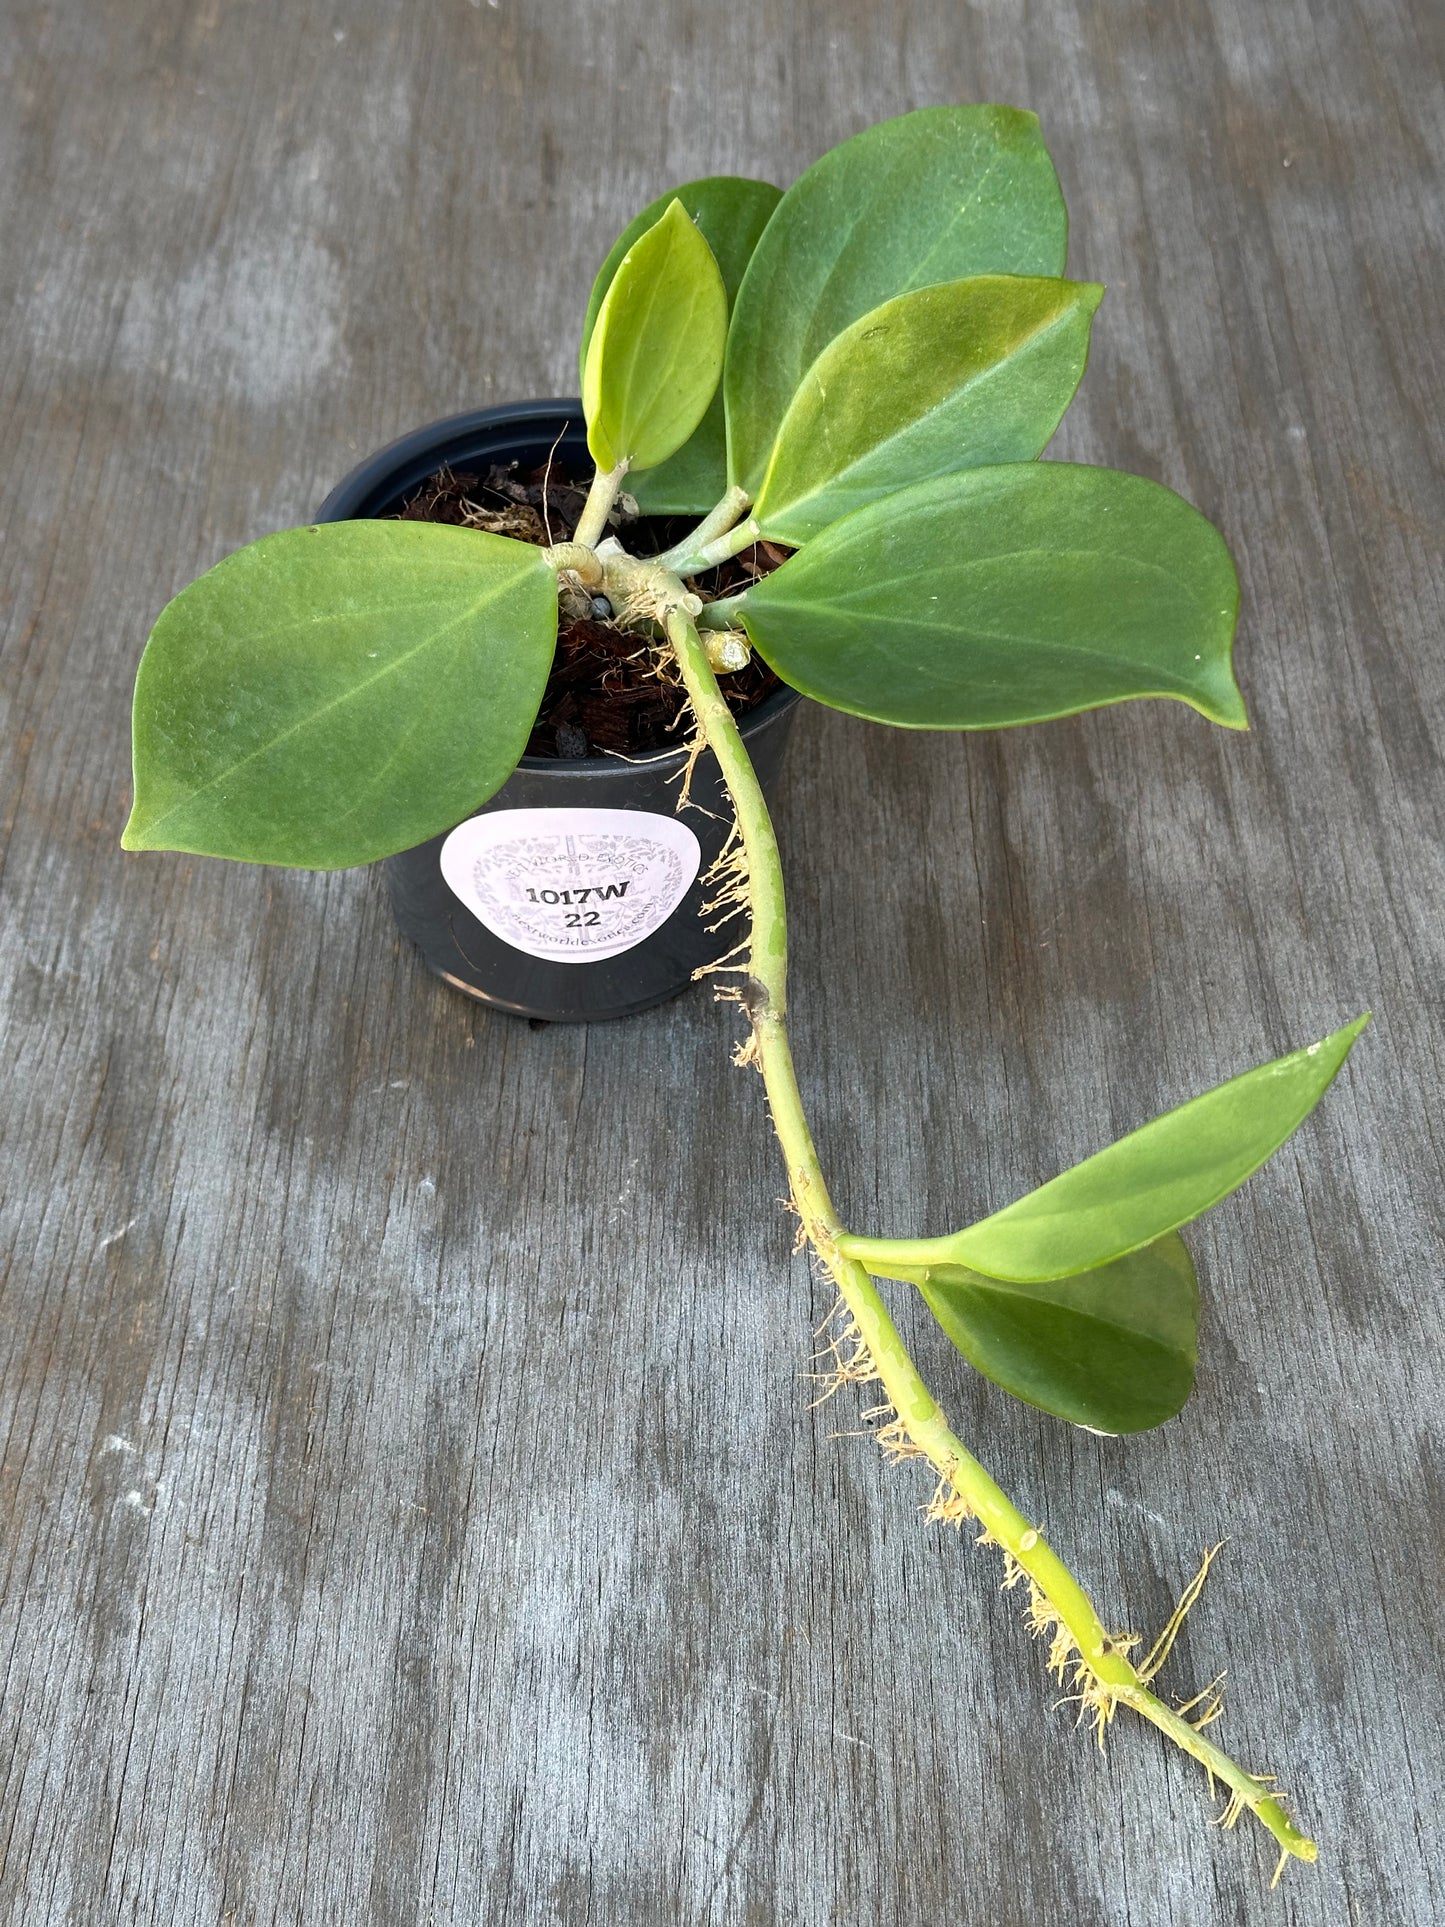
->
<box><xmin>124</xmin><ymin>106</ymin><xmax>1363</xmax><ymax>1877</ymax></box>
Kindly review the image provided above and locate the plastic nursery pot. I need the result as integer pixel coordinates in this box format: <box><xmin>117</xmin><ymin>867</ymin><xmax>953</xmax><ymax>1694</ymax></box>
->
<box><xmin>316</xmin><ymin>399</ymin><xmax>802</xmax><ymax>1023</ymax></box>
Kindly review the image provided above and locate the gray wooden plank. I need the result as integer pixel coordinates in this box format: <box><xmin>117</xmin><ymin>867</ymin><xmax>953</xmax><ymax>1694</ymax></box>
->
<box><xmin>1</xmin><ymin>0</ymin><xmax>1442</xmax><ymax>1920</ymax></box>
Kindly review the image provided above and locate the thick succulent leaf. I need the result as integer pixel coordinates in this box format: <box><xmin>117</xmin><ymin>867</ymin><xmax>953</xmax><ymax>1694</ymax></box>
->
<box><xmin>582</xmin><ymin>199</ymin><xmax>728</xmax><ymax>475</ymax></box>
<box><xmin>580</xmin><ymin>176</ymin><xmax>782</xmax><ymax>512</ymax></box>
<box><xmin>122</xmin><ymin>521</ymin><xmax>557</xmax><ymax>870</ymax></box>
<box><xmin>726</xmin><ymin>105</ymin><xmax>1068</xmax><ymax>496</ymax></box>
<box><xmin>754</xmin><ymin>275</ymin><xmax>1102</xmax><ymax>543</ymax></box>
<box><xmin>736</xmin><ymin>463</ymin><xmax>1246</xmax><ymax>730</ymax></box>
<box><xmin>898</xmin><ymin>1234</ymin><xmax>1198</xmax><ymax>1433</ymax></box>
<box><xmin>841</xmin><ymin>1017</ymin><xmax>1369</xmax><ymax>1284</ymax></box>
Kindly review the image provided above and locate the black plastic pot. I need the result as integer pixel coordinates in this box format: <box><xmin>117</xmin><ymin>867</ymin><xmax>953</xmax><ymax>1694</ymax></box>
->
<box><xmin>316</xmin><ymin>399</ymin><xmax>801</xmax><ymax>1022</ymax></box>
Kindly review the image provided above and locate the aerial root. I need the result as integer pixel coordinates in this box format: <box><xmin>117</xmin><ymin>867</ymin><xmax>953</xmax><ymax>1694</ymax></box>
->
<box><xmin>899</xmin><ymin>1470</ymin><xmax>1235</xmax><ymax>1758</ymax></box>
<box><xmin>1139</xmin><ymin>1541</ymin><xmax>1224</xmax><ymax>1685</ymax></box>
<box><xmin>698</xmin><ymin>827</ymin><xmax>754</xmax><ymax>975</ymax></box>
<box><xmin>690</xmin><ymin>840</ymin><xmax>754</xmax><ymax>983</ymax></box>
<box><xmin>692</xmin><ymin>936</ymin><xmax>751</xmax><ymax>983</ymax></box>
<box><xmin>616</xmin><ymin>580</ymin><xmax>683</xmax><ymax>634</ymax></box>
<box><xmin>1018</xmin><ymin>1582</ymin><xmax>1134</xmax><ymax>1748</ymax></box>
<box><xmin>1215</xmin><ymin>1773</ymin><xmax>1276</xmax><ymax>1832</ymax></box>
<box><xmin>675</xmin><ymin>720</ymin><xmax>708</xmax><ymax>815</ymax></box>
<box><xmin>701</xmin><ymin>883</ymin><xmax>752</xmax><ymax>930</ymax></box>
<box><xmin>835</xmin><ymin>1395</ymin><xmax>1307</xmax><ymax>1873</ymax></box>
<box><xmin>702</xmin><ymin>817</ymin><xmax>745</xmax><ymax>884</ymax></box>
<box><xmin>701</xmin><ymin>834</ymin><xmax>752</xmax><ymax>926</ymax></box>
<box><xmin>1175</xmin><ymin>1671</ymin><xmax>1227</xmax><ymax>1732</ymax></box>
<box><xmin>805</xmin><ymin>1306</ymin><xmax>880</xmax><ymax>1407</ymax></box>
<box><xmin>1209</xmin><ymin>1772</ymin><xmax>1299</xmax><ymax>1888</ymax></box>
<box><xmin>812</xmin><ymin>1292</ymin><xmax>847</xmax><ymax>1337</ymax></box>
<box><xmin>923</xmin><ymin>1477</ymin><xmax>975</xmax><ymax>1530</ymax></box>
<box><xmin>732</xmin><ymin>1031</ymin><xmax>761</xmax><ymax>1070</ymax></box>
<box><xmin>873</xmin><ymin>1415</ymin><xmax>928</xmax><ymax>1466</ymax></box>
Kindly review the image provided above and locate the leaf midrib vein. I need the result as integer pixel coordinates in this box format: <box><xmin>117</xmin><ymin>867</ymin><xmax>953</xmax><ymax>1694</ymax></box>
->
<box><xmin>759</xmin><ymin>300</ymin><xmax>1077</xmax><ymax>524</ymax></box>
<box><xmin>138</xmin><ymin>575</ymin><xmax>542</xmax><ymax>835</ymax></box>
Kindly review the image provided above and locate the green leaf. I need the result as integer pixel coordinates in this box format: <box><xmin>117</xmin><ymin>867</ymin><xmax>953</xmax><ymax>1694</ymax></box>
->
<box><xmin>735</xmin><ymin>463</ymin><xmax>1246</xmax><ymax>730</ymax></box>
<box><xmin>726</xmin><ymin>105</ymin><xmax>1068</xmax><ymax>497</ymax></box>
<box><xmin>898</xmin><ymin>1234</ymin><xmax>1199</xmax><ymax>1433</ymax></box>
<box><xmin>754</xmin><ymin>275</ymin><xmax>1102</xmax><ymax>543</ymax></box>
<box><xmin>580</xmin><ymin>176</ymin><xmax>782</xmax><ymax>513</ymax></box>
<box><xmin>840</xmin><ymin>1016</ymin><xmax>1369</xmax><ymax>1284</ymax></box>
<box><xmin>582</xmin><ymin>198</ymin><xmax>729</xmax><ymax>476</ymax></box>
<box><xmin>122</xmin><ymin>521</ymin><xmax>558</xmax><ymax>870</ymax></box>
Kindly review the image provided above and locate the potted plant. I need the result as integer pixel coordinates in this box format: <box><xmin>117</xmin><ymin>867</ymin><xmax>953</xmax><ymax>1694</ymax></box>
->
<box><xmin>123</xmin><ymin>104</ymin><xmax>1364</xmax><ymax>1879</ymax></box>
<box><xmin>307</xmin><ymin>398</ymin><xmax>805</xmax><ymax>1020</ymax></box>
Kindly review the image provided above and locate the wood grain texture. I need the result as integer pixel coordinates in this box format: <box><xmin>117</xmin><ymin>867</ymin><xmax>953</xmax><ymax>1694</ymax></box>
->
<box><xmin>2</xmin><ymin>0</ymin><xmax>1442</xmax><ymax>1920</ymax></box>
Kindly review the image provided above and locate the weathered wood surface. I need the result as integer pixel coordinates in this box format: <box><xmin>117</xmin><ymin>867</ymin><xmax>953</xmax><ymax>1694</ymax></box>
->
<box><xmin>2</xmin><ymin>0</ymin><xmax>1442</xmax><ymax>1919</ymax></box>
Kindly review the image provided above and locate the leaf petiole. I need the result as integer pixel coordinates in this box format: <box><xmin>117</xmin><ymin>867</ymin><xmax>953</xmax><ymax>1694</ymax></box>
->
<box><xmin>695</xmin><ymin>589</ymin><xmax>750</xmax><ymax>630</ymax></box>
<box><xmin>668</xmin><ymin>515</ymin><xmax>763</xmax><ymax>577</ymax></box>
<box><xmin>572</xmin><ymin>461</ymin><xmax>631</xmax><ymax>550</ymax></box>
<box><xmin>653</xmin><ymin>485</ymin><xmax>752</xmax><ymax>572</ymax></box>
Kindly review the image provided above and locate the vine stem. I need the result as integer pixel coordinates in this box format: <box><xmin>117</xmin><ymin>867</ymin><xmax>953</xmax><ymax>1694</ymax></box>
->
<box><xmin>664</xmin><ymin>601</ymin><xmax>1317</xmax><ymax>1882</ymax></box>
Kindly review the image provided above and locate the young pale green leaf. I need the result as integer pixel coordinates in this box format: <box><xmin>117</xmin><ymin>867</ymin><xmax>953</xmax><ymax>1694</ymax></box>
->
<box><xmin>582</xmin><ymin>198</ymin><xmax>728</xmax><ymax>476</ymax></box>
<box><xmin>753</xmin><ymin>275</ymin><xmax>1102</xmax><ymax>543</ymax></box>
<box><xmin>726</xmin><ymin>105</ymin><xmax>1068</xmax><ymax>496</ymax></box>
<box><xmin>122</xmin><ymin>521</ymin><xmax>558</xmax><ymax>870</ymax></box>
<box><xmin>892</xmin><ymin>1234</ymin><xmax>1198</xmax><ymax>1433</ymax></box>
<box><xmin>734</xmin><ymin>463</ymin><xmax>1246</xmax><ymax>730</ymax></box>
<box><xmin>580</xmin><ymin>176</ymin><xmax>782</xmax><ymax>513</ymax></box>
<box><xmin>840</xmin><ymin>1016</ymin><xmax>1369</xmax><ymax>1285</ymax></box>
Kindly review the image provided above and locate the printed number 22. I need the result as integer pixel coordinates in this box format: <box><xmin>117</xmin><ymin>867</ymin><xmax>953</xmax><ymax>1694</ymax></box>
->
<box><xmin>566</xmin><ymin>911</ymin><xmax>601</xmax><ymax>928</ymax></box>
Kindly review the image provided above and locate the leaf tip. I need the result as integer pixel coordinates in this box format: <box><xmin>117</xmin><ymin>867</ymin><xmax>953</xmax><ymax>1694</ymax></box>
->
<box><xmin>648</xmin><ymin>196</ymin><xmax>690</xmax><ymax>247</ymax></box>
<box><xmin>1296</xmin><ymin>1010</ymin><xmax>1370</xmax><ymax>1093</ymax></box>
<box><xmin>1329</xmin><ymin>1010</ymin><xmax>1372</xmax><ymax>1053</ymax></box>
<box><xmin>120</xmin><ymin>790</ymin><xmax>163</xmax><ymax>852</ymax></box>
<box><xmin>1200</xmin><ymin>674</ymin><xmax>1249</xmax><ymax>731</ymax></box>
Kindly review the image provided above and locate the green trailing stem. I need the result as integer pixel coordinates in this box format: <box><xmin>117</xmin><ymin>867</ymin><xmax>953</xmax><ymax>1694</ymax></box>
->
<box><xmin>664</xmin><ymin>600</ymin><xmax>1317</xmax><ymax>1879</ymax></box>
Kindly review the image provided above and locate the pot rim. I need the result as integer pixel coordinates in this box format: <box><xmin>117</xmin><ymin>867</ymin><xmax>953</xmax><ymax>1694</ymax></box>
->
<box><xmin>318</xmin><ymin>396</ymin><xmax>800</xmax><ymax>779</ymax></box>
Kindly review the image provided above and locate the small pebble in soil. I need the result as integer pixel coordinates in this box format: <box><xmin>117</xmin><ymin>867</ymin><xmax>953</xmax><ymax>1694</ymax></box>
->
<box><xmin>555</xmin><ymin>723</ymin><xmax>590</xmax><ymax>759</ymax></box>
<box><xmin>590</xmin><ymin>596</ymin><xmax>613</xmax><ymax>620</ymax></box>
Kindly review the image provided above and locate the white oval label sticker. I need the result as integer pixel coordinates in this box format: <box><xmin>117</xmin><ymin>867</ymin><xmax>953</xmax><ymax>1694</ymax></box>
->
<box><xmin>439</xmin><ymin>806</ymin><xmax>702</xmax><ymax>963</ymax></box>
